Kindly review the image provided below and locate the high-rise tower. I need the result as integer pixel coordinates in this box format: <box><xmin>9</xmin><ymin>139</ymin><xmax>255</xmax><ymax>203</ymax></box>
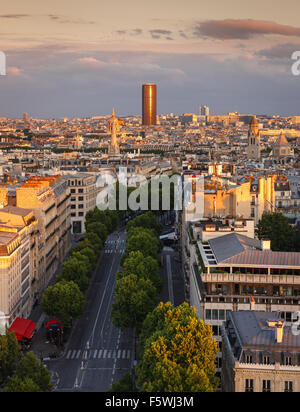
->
<box><xmin>142</xmin><ymin>84</ymin><xmax>157</xmax><ymax>126</ymax></box>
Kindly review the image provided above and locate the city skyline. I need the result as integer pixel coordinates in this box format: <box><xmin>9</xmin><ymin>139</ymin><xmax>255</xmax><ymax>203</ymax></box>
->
<box><xmin>0</xmin><ymin>1</ymin><xmax>300</xmax><ymax>117</ymax></box>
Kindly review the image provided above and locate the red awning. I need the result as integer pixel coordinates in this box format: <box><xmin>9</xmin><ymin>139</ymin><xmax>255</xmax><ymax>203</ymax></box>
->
<box><xmin>9</xmin><ymin>318</ymin><xmax>37</xmax><ymax>341</ymax></box>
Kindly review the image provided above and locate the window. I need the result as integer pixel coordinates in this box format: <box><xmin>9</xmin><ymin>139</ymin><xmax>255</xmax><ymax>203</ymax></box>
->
<box><xmin>246</xmin><ymin>355</ymin><xmax>253</xmax><ymax>364</ymax></box>
<box><xmin>263</xmin><ymin>356</ymin><xmax>271</xmax><ymax>365</ymax></box>
<box><xmin>78</xmin><ymin>189</ymin><xmax>84</xmax><ymax>193</ymax></box>
<box><xmin>78</xmin><ymin>196</ymin><xmax>84</xmax><ymax>201</ymax></box>
<box><xmin>71</xmin><ymin>189</ymin><xmax>76</xmax><ymax>193</ymax></box>
<box><xmin>212</xmin><ymin>325</ymin><xmax>219</xmax><ymax>336</ymax></box>
<box><xmin>78</xmin><ymin>204</ymin><xmax>84</xmax><ymax>209</ymax></box>
<box><xmin>79</xmin><ymin>212</ymin><xmax>84</xmax><ymax>217</ymax></box>
<box><xmin>205</xmin><ymin>310</ymin><xmax>211</xmax><ymax>320</ymax></box>
<box><xmin>212</xmin><ymin>310</ymin><xmax>218</xmax><ymax>320</ymax></box>
<box><xmin>284</xmin><ymin>382</ymin><xmax>293</xmax><ymax>393</ymax></box>
<box><xmin>245</xmin><ymin>379</ymin><xmax>254</xmax><ymax>393</ymax></box>
<box><xmin>219</xmin><ymin>310</ymin><xmax>225</xmax><ymax>321</ymax></box>
<box><xmin>285</xmin><ymin>356</ymin><xmax>292</xmax><ymax>366</ymax></box>
<box><xmin>262</xmin><ymin>380</ymin><xmax>271</xmax><ymax>393</ymax></box>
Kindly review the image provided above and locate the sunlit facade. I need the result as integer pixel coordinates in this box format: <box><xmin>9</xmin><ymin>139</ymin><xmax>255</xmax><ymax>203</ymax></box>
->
<box><xmin>142</xmin><ymin>84</ymin><xmax>157</xmax><ymax>126</ymax></box>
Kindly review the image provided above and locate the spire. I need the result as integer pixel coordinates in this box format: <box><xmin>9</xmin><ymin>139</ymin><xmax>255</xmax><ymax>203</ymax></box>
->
<box><xmin>112</xmin><ymin>107</ymin><xmax>115</xmax><ymax>117</ymax></box>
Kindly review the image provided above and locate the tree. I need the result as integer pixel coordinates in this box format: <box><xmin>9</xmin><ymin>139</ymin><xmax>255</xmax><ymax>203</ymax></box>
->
<box><xmin>127</xmin><ymin>211</ymin><xmax>161</xmax><ymax>235</ymax></box>
<box><xmin>137</xmin><ymin>302</ymin><xmax>219</xmax><ymax>392</ymax></box>
<box><xmin>111</xmin><ymin>274</ymin><xmax>158</xmax><ymax>331</ymax></box>
<box><xmin>256</xmin><ymin>212</ymin><xmax>296</xmax><ymax>251</ymax></box>
<box><xmin>3</xmin><ymin>376</ymin><xmax>42</xmax><ymax>392</ymax></box>
<box><xmin>85</xmin><ymin>232</ymin><xmax>103</xmax><ymax>254</ymax></box>
<box><xmin>56</xmin><ymin>256</ymin><xmax>90</xmax><ymax>291</ymax></box>
<box><xmin>13</xmin><ymin>351</ymin><xmax>52</xmax><ymax>392</ymax></box>
<box><xmin>107</xmin><ymin>373</ymin><xmax>137</xmax><ymax>392</ymax></box>
<box><xmin>0</xmin><ymin>329</ymin><xmax>21</xmax><ymax>385</ymax></box>
<box><xmin>79</xmin><ymin>247</ymin><xmax>97</xmax><ymax>270</ymax></box>
<box><xmin>124</xmin><ymin>228</ymin><xmax>161</xmax><ymax>260</ymax></box>
<box><xmin>41</xmin><ymin>281</ymin><xmax>85</xmax><ymax>328</ymax></box>
<box><xmin>118</xmin><ymin>251</ymin><xmax>162</xmax><ymax>292</ymax></box>
<box><xmin>86</xmin><ymin>221</ymin><xmax>108</xmax><ymax>243</ymax></box>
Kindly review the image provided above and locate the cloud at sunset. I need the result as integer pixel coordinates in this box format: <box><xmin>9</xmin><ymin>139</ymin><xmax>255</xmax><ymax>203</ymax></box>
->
<box><xmin>193</xmin><ymin>19</ymin><xmax>300</xmax><ymax>40</ymax></box>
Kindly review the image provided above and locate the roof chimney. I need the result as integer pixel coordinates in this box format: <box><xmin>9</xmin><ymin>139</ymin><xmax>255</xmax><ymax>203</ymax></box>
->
<box><xmin>276</xmin><ymin>320</ymin><xmax>284</xmax><ymax>344</ymax></box>
<box><xmin>250</xmin><ymin>296</ymin><xmax>255</xmax><ymax>311</ymax></box>
<box><xmin>261</xmin><ymin>239</ymin><xmax>271</xmax><ymax>251</ymax></box>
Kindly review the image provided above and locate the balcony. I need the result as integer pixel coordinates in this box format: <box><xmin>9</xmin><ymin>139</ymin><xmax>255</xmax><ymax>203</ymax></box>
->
<box><xmin>201</xmin><ymin>272</ymin><xmax>300</xmax><ymax>285</ymax></box>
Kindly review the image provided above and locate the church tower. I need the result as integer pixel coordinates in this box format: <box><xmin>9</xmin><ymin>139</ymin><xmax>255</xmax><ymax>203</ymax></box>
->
<box><xmin>108</xmin><ymin>108</ymin><xmax>120</xmax><ymax>156</ymax></box>
<box><xmin>247</xmin><ymin>116</ymin><xmax>261</xmax><ymax>161</ymax></box>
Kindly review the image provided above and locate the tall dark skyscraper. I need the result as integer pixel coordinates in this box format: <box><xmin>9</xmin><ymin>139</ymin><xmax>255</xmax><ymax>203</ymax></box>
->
<box><xmin>142</xmin><ymin>84</ymin><xmax>157</xmax><ymax>126</ymax></box>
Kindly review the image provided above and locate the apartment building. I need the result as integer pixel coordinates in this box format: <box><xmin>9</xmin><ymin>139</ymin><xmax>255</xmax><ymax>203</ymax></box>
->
<box><xmin>15</xmin><ymin>175</ymin><xmax>71</xmax><ymax>293</ymax></box>
<box><xmin>183</xmin><ymin>228</ymin><xmax>300</xmax><ymax>373</ymax></box>
<box><xmin>0</xmin><ymin>206</ymin><xmax>38</xmax><ymax>325</ymax></box>
<box><xmin>222</xmin><ymin>311</ymin><xmax>300</xmax><ymax>392</ymax></box>
<box><xmin>182</xmin><ymin>172</ymin><xmax>276</xmax><ymax>226</ymax></box>
<box><xmin>65</xmin><ymin>173</ymin><xmax>99</xmax><ymax>234</ymax></box>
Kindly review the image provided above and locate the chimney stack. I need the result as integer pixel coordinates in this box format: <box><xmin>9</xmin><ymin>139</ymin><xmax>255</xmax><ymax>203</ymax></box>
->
<box><xmin>261</xmin><ymin>239</ymin><xmax>271</xmax><ymax>251</ymax></box>
<box><xmin>276</xmin><ymin>320</ymin><xmax>284</xmax><ymax>343</ymax></box>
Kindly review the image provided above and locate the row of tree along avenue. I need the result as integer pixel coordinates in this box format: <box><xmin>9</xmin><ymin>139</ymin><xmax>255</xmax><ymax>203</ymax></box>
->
<box><xmin>110</xmin><ymin>211</ymin><xmax>219</xmax><ymax>392</ymax></box>
<box><xmin>41</xmin><ymin>209</ymin><xmax>120</xmax><ymax>333</ymax></box>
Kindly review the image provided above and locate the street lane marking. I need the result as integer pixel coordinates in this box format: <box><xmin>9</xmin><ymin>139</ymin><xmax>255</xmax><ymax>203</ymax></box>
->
<box><xmin>65</xmin><ymin>349</ymin><xmax>131</xmax><ymax>360</ymax></box>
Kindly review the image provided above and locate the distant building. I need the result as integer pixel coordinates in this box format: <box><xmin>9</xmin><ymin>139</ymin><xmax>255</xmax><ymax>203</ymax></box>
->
<box><xmin>66</xmin><ymin>173</ymin><xmax>99</xmax><ymax>234</ymax></box>
<box><xmin>222</xmin><ymin>311</ymin><xmax>300</xmax><ymax>392</ymax></box>
<box><xmin>200</xmin><ymin>105</ymin><xmax>210</xmax><ymax>117</ymax></box>
<box><xmin>272</xmin><ymin>131</ymin><xmax>293</xmax><ymax>159</ymax></box>
<box><xmin>142</xmin><ymin>84</ymin><xmax>157</xmax><ymax>126</ymax></box>
<box><xmin>247</xmin><ymin>116</ymin><xmax>261</xmax><ymax>161</ymax></box>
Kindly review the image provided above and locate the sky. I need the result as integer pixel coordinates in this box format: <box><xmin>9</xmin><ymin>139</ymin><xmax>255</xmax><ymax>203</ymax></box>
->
<box><xmin>0</xmin><ymin>0</ymin><xmax>300</xmax><ymax>118</ymax></box>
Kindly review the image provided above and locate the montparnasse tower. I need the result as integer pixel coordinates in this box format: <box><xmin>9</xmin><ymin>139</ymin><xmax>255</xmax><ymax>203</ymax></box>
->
<box><xmin>108</xmin><ymin>108</ymin><xmax>120</xmax><ymax>155</ymax></box>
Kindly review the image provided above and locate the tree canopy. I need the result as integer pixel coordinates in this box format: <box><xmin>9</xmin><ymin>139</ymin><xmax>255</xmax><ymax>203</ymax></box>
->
<box><xmin>137</xmin><ymin>302</ymin><xmax>219</xmax><ymax>392</ymax></box>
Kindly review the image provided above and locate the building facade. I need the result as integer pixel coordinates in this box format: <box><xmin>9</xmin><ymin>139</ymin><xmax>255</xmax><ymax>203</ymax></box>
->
<box><xmin>222</xmin><ymin>311</ymin><xmax>300</xmax><ymax>392</ymax></box>
<box><xmin>142</xmin><ymin>84</ymin><xmax>157</xmax><ymax>126</ymax></box>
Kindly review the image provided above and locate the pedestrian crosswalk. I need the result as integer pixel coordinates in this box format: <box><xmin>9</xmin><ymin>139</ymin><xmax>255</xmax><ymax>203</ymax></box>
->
<box><xmin>104</xmin><ymin>249</ymin><xmax>125</xmax><ymax>254</ymax></box>
<box><xmin>65</xmin><ymin>348</ymin><xmax>131</xmax><ymax>361</ymax></box>
<box><xmin>104</xmin><ymin>239</ymin><xmax>126</xmax><ymax>255</ymax></box>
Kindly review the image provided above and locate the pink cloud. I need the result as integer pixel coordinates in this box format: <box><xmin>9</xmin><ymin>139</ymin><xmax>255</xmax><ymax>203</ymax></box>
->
<box><xmin>194</xmin><ymin>19</ymin><xmax>300</xmax><ymax>40</ymax></box>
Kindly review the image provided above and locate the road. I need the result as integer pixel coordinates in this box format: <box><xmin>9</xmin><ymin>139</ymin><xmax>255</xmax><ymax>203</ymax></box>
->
<box><xmin>48</xmin><ymin>231</ymin><xmax>134</xmax><ymax>392</ymax></box>
<box><xmin>46</xmin><ymin>223</ymin><xmax>185</xmax><ymax>392</ymax></box>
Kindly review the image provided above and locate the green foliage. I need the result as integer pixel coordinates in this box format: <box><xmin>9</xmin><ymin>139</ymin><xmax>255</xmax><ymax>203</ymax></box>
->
<box><xmin>41</xmin><ymin>280</ymin><xmax>85</xmax><ymax>328</ymax></box>
<box><xmin>107</xmin><ymin>373</ymin><xmax>137</xmax><ymax>392</ymax></box>
<box><xmin>0</xmin><ymin>329</ymin><xmax>21</xmax><ymax>385</ymax></box>
<box><xmin>56</xmin><ymin>256</ymin><xmax>90</xmax><ymax>291</ymax></box>
<box><xmin>111</xmin><ymin>274</ymin><xmax>158</xmax><ymax>331</ymax></box>
<box><xmin>118</xmin><ymin>251</ymin><xmax>162</xmax><ymax>292</ymax></box>
<box><xmin>126</xmin><ymin>211</ymin><xmax>162</xmax><ymax>235</ymax></box>
<box><xmin>11</xmin><ymin>351</ymin><xmax>52</xmax><ymax>392</ymax></box>
<box><xmin>124</xmin><ymin>227</ymin><xmax>161</xmax><ymax>261</ymax></box>
<box><xmin>256</xmin><ymin>212</ymin><xmax>300</xmax><ymax>251</ymax></box>
<box><xmin>137</xmin><ymin>302</ymin><xmax>219</xmax><ymax>392</ymax></box>
<box><xmin>3</xmin><ymin>376</ymin><xmax>42</xmax><ymax>392</ymax></box>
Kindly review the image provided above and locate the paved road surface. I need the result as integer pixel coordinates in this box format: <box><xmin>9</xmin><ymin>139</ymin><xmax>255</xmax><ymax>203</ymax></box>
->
<box><xmin>47</xmin><ymin>231</ymin><xmax>134</xmax><ymax>392</ymax></box>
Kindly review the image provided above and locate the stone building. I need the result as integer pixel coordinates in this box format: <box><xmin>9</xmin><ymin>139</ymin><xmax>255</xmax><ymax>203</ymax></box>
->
<box><xmin>246</xmin><ymin>116</ymin><xmax>261</xmax><ymax>161</ymax></box>
<box><xmin>222</xmin><ymin>311</ymin><xmax>300</xmax><ymax>392</ymax></box>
